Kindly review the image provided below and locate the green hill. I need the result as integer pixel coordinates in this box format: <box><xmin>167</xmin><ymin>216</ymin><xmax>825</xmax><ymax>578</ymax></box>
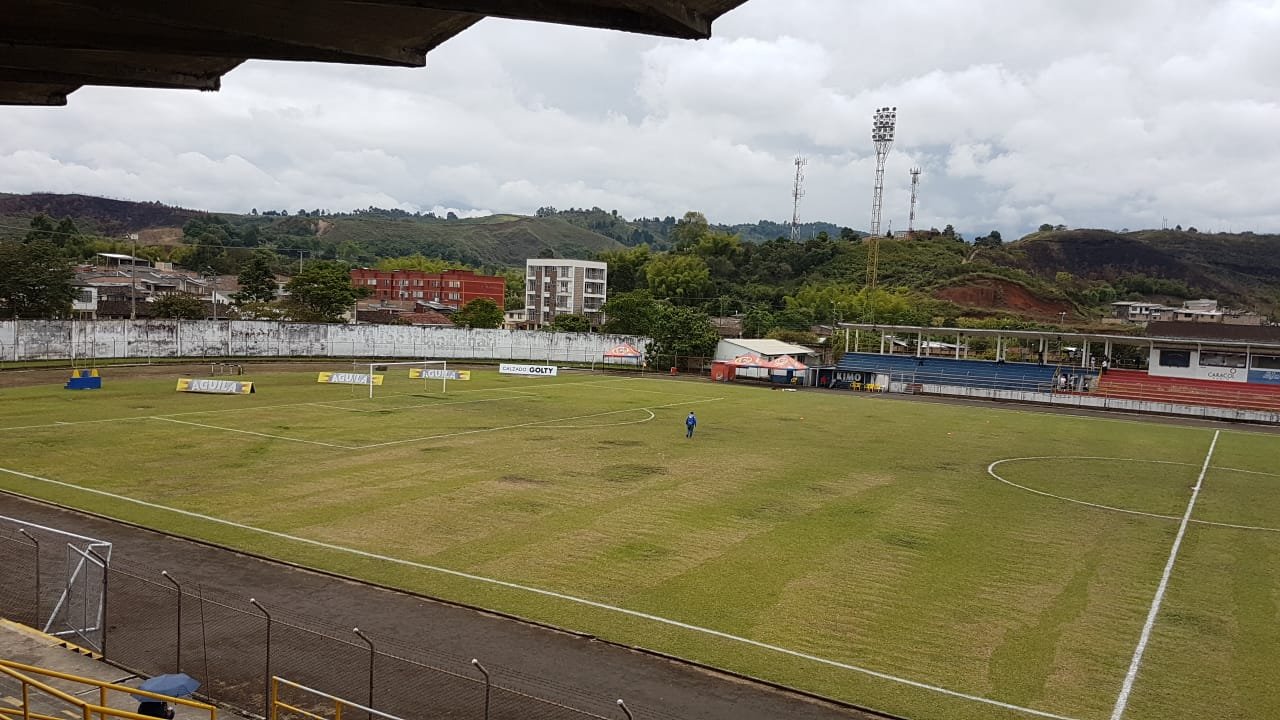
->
<box><xmin>3</xmin><ymin>192</ymin><xmax>1276</xmax><ymax>321</ymax></box>
<box><xmin>0</xmin><ymin>193</ymin><xmax>623</xmax><ymax>267</ymax></box>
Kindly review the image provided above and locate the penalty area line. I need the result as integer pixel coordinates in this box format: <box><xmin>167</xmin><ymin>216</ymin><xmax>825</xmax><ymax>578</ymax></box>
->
<box><xmin>150</xmin><ymin>417</ymin><xmax>354</xmax><ymax>449</ymax></box>
<box><xmin>1109</xmin><ymin>430</ymin><xmax>1220</xmax><ymax>720</ymax></box>
<box><xmin>0</xmin><ymin>466</ymin><xmax>1081</xmax><ymax>720</ymax></box>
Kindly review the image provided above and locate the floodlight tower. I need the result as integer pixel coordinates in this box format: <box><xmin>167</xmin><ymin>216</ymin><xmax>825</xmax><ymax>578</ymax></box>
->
<box><xmin>866</xmin><ymin>106</ymin><xmax>896</xmax><ymax>289</ymax></box>
<box><xmin>908</xmin><ymin>167</ymin><xmax>921</xmax><ymax>236</ymax></box>
<box><xmin>869</xmin><ymin>107</ymin><xmax>896</xmax><ymax>237</ymax></box>
<box><xmin>790</xmin><ymin>156</ymin><xmax>807</xmax><ymax>242</ymax></box>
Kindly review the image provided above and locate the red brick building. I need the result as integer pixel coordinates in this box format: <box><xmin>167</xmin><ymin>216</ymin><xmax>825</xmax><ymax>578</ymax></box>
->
<box><xmin>350</xmin><ymin>268</ymin><xmax>505</xmax><ymax>310</ymax></box>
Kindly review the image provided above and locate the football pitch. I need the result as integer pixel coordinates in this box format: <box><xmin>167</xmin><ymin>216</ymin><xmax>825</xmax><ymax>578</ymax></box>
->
<box><xmin>0</xmin><ymin>366</ymin><xmax>1277</xmax><ymax>720</ymax></box>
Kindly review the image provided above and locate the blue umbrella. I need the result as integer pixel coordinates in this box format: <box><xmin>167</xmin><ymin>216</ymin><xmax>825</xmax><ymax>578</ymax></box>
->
<box><xmin>131</xmin><ymin>673</ymin><xmax>200</xmax><ymax>701</ymax></box>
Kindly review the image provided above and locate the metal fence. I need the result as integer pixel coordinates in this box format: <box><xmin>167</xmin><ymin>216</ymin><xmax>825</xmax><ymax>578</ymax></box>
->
<box><xmin>0</xmin><ymin>525</ymin><xmax>644</xmax><ymax>720</ymax></box>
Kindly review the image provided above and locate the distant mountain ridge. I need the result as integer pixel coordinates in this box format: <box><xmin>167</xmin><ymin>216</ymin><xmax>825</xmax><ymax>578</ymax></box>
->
<box><xmin>2</xmin><ymin>192</ymin><xmax>1276</xmax><ymax>318</ymax></box>
<box><xmin>0</xmin><ymin>193</ymin><xmax>622</xmax><ymax>267</ymax></box>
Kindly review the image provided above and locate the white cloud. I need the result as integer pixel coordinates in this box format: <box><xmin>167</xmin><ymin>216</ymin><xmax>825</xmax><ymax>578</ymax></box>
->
<box><xmin>1</xmin><ymin>0</ymin><xmax>1277</xmax><ymax>239</ymax></box>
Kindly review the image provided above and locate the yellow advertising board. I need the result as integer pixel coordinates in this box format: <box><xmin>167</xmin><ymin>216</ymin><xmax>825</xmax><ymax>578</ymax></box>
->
<box><xmin>408</xmin><ymin>368</ymin><xmax>470</xmax><ymax>381</ymax></box>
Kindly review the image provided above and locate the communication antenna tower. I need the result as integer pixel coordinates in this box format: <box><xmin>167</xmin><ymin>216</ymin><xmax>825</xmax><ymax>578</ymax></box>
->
<box><xmin>867</xmin><ymin>106</ymin><xmax>896</xmax><ymax>289</ymax></box>
<box><xmin>790</xmin><ymin>156</ymin><xmax>807</xmax><ymax>242</ymax></box>
<box><xmin>908</xmin><ymin>167</ymin><xmax>921</xmax><ymax>236</ymax></box>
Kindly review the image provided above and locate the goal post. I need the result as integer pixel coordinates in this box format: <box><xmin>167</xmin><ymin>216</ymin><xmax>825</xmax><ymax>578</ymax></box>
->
<box><xmin>355</xmin><ymin>360</ymin><xmax>450</xmax><ymax>398</ymax></box>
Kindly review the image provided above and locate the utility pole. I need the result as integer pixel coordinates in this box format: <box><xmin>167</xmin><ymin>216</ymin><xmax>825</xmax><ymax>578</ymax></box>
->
<box><xmin>129</xmin><ymin>233</ymin><xmax>139</xmax><ymax>320</ymax></box>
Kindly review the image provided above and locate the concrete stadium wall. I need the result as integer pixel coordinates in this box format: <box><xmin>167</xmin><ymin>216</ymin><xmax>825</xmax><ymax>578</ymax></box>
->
<box><xmin>914</xmin><ymin>382</ymin><xmax>1280</xmax><ymax>425</ymax></box>
<box><xmin>0</xmin><ymin>320</ymin><xmax>648</xmax><ymax>365</ymax></box>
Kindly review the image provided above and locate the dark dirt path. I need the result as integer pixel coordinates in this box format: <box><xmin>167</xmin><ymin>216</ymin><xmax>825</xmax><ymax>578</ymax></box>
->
<box><xmin>0</xmin><ymin>493</ymin><xmax>888</xmax><ymax>720</ymax></box>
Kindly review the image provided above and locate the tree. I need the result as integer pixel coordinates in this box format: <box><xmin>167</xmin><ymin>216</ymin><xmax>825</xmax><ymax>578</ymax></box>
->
<box><xmin>547</xmin><ymin>313</ymin><xmax>591</xmax><ymax>332</ymax></box>
<box><xmin>501</xmin><ymin>268</ymin><xmax>526</xmax><ymax>310</ymax></box>
<box><xmin>1038</xmin><ymin>223</ymin><xmax>1055</xmax><ymax>232</ymax></box>
<box><xmin>0</xmin><ymin>240</ymin><xmax>76</xmax><ymax>318</ymax></box>
<box><xmin>644</xmin><ymin>253</ymin><xmax>711</xmax><ymax>302</ymax></box>
<box><xmin>597</xmin><ymin>246</ymin><xmax>650</xmax><ymax>293</ymax></box>
<box><xmin>284</xmin><ymin>261</ymin><xmax>370</xmax><ymax>322</ymax></box>
<box><xmin>647</xmin><ymin>304</ymin><xmax>719</xmax><ymax>362</ymax></box>
<box><xmin>152</xmin><ymin>294</ymin><xmax>205</xmax><ymax>319</ymax></box>
<box><xmin>741</xmin><ymin>307</ymin><xmax>775</xmax><ymax>338</ymax></box>
<box><xmin>233</xmin><ymin>250</ymin><xmax>278</xmax><ymax>305</ymax></box>
<box><xmin>670</xmin><ymin>211</ymin><xmax>710</xmax><ymax>251</ymax></box>
<box><xmin>601</xmin><ymin>290</ymin><xmax>659</xmax><ymax>335</ymax></box>
<box><xmin>24</xmin><ymin>214</ymin><xmax>58</xmax><ymax>244</ymax></box>
<box><xmin>974</xmin><ymin>230</ymin><xmax>1003</xmax><ymax>249</ymax></box>
<box><xmin>451</xmin><ymin>298</ymin><xmax>503</xmax><ymax>328</ymax></box>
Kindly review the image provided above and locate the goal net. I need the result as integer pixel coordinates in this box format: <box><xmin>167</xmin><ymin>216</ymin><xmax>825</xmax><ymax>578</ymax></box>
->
<box><xmin>359</xmin><ymin>360</ymin><xmax>451</xmax><ymax>398</ymax></box>
<box><xmin>315</xmin><ymin>361</ymin><xmax>452</xmax><ymax>399</ymax></box>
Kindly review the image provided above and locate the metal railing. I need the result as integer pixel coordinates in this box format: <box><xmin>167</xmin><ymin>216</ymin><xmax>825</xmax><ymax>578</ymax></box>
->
<box><xmin>271</xmin><ymin>676</ymin><xmax>404</xmax><ymax>720</ymax></box>
<box><xmin>0</xmin><ymin>530</ymin><xmax>634</xmax><ymax>720</ymax></box>
<box><xmin>0</xmin><ymin>659</ymin><xmax>217</xmax><ymax>720</ymax></box>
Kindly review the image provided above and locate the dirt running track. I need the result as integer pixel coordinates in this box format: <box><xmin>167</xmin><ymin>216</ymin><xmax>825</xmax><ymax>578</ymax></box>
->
<box><xmin>0</xmin><ymin>493</ymin><xmax>886</xmax><ymax>720</ymax></box>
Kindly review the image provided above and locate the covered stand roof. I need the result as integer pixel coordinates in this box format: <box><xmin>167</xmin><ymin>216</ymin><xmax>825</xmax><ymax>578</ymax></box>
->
<box><xmin>3</xmin><ymin>0</ymin><xmax>749</xmax><ymax>106</ymax></box>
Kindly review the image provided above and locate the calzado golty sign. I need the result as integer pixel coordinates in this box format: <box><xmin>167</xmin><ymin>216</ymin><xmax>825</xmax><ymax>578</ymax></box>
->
<box><xmin>499</xmin><ymin>364</ymin><xmax>558</xmax><ymax>377</ymax></box>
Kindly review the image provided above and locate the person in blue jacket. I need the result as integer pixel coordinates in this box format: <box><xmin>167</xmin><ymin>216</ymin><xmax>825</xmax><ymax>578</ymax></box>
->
<box><xmin>685</xmin><ymin>411</ymin><xmax>697</xmax><ymax>438</ymax></box>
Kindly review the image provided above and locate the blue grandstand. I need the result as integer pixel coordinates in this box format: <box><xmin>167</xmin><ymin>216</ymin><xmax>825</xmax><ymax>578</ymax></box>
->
<box><xmin>834</xmin><ymin>352</ymin><xmax>1097</xmax><ymax>392</ymax></box>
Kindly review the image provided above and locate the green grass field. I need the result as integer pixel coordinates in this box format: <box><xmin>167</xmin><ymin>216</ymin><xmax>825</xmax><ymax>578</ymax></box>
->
<box><xmin>1</xmin><ymin>367</ymin><xmax>1277</xmax><ymax>720</ymax></box>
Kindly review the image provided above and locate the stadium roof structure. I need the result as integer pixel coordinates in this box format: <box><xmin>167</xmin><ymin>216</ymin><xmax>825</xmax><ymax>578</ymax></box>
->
<box><xmin>2</xmin><ymin>0</ymin><xmax>749</xmax><ymax>106</ymax></box>
<box><xmin>720</xmin><ymin>338</ymin><xmax>817</xmax><ymax>358</ymax></box>
<box><xmin>839</xmin><ymin>323</ymin><xmax>1280</xmax><ymax>352</ymax></box>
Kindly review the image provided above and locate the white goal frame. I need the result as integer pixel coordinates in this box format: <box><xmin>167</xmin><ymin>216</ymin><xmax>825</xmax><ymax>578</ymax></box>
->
<box><xmin>357</xmin><ymin>360</ymin><xmax>449</xmax><ymax>398</ymax></box>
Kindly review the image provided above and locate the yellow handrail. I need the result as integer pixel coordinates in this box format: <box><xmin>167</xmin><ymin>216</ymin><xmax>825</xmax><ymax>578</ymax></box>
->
<box><xmin>0</xmin><ymin>660</ymin><xmax>216</xmax><ymax>720</ymax></box>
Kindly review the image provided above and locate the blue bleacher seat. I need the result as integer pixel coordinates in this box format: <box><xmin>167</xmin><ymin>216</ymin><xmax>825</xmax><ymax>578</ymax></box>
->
<box><xmin>835</xmin><ymin>352</ymin><xmax>1094</xmax><ymax>392</ymax></box>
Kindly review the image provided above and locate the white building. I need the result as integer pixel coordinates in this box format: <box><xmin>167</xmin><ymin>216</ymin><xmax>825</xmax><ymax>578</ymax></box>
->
<box><xmin>525</xmin><ymin>259</ymin><xmax>607</xmax><ymax>327</ymax></box>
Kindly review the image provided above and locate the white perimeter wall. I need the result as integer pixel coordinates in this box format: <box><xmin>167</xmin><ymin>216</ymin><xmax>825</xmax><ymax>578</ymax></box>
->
<box><xmin>0</xmin><ymin>320</ymin><xmax>648</xmax><ymax>364</ymax></box>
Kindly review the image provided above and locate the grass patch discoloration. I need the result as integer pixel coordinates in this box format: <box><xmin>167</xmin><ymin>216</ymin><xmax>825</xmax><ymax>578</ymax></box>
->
<box><xmin>0</xmin><ymin>369</ymin><xmax>1275</xmax><ymax>720</ymax></box>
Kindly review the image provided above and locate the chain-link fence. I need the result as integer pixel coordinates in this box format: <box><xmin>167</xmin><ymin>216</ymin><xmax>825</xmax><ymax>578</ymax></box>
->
<box><xmin>0</xmin><ymin>539</ymin><xmax>637</xmax><ymax>720</ymax></box>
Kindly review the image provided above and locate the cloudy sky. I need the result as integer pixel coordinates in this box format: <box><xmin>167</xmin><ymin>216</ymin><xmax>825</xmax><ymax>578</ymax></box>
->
<box><xmin>2</xmin><ymin>0</ymin><xmax>1278</xmax><ymax>239</ymax></box>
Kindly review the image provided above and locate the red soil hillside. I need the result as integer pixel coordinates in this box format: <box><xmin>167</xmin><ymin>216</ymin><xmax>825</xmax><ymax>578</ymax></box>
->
<box><xmin>934</xmin><ymin>277</ymin><xmax>1074</xmax><ymax>319</ymax></box>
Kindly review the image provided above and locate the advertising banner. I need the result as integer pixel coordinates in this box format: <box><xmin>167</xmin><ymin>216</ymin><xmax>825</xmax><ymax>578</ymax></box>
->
<box><xmin>176</xmin><ymin>378</ymin><xmax>255</xmax><ymax>394</ymax></box>
<box><xmin>498</xmin><ymin>363</ymin><xmax>558</xmax><ymax>377</ymax></box>
<box><xmin>409</xmin><ymin>368</ymin><xmax>471</xmax><ymax>381</ymax></box>
<box><xmin>317</xmin><ymin>372</ymin><xmax>384</xmax><ymax>386</ymax></box>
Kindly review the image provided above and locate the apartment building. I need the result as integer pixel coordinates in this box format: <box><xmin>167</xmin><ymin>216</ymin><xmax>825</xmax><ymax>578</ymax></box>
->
<box><xmin>350</xmin><ymin>268</ymin><xmax>505</xmax><ymax>310</ymax></box>
<box><xmin>525</xmin><ymin>259</ymin><xmax>607</xmax><ymax>326</ymax></box>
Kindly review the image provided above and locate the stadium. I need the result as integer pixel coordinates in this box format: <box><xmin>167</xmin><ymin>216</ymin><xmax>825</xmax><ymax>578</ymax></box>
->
<box><xmin>2</xmin><ymin>2</ymin><xmax>1278</xmax><ymax>720</ymax></box>
<box><xmin>2</xmin><ymin>316</ymin><xmax>1279</xmax><ymax>720</ymax></box>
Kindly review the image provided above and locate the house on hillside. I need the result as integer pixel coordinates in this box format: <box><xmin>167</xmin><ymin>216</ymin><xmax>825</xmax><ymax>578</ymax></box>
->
<box><xmin>1111</xmin><ymin>299</ymin><xmax>1263</xmax><ymax>326</ymax></box>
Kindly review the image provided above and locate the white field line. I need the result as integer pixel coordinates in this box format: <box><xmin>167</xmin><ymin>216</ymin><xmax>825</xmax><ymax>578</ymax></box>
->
<box><xmin>0</xmin><ymin>465</ymin><xmax>1080</xmax><ymax>720</ymax></box>
<box><xmin>1211</xmin><ymin>466</ymin><xmax>1280</xmax><ymax>478</ymax></box>
<box><xmin>151</xmin><ymin>417</ymin><xmax>355</xmax><ymax>449</ymax></box>
<box><xmin>352</xmin><ymin>398</ymin><xmax>724</xmax><ymax>450</ymax></box>
<box><xmin>1109</xmin><ymin>431</ymin><xmax>1220</xmax><ymax>720</ymax></box>
<box><xmin>541</xmin><ymin>409</ymin><xmax>656</xmax><ymax>428</ymax></box>
<box><xmin>987</xmin><ymin>456</ymin><xmax>1279</xmax><ymax>533</ymax></box>
<box><xmin>315</xmin><ymin>394</ymin><xmax>534</xmax><ymax>414</ymax></box>
<box><xmin>0</xmin><ymin>378</ymin><xmax>672</xmax><ymax>432</ymax></box>
<box><xmin>876</xmin><ymin>391</ymin><xmax>1280</xmax><ymax>440</ymax></box>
